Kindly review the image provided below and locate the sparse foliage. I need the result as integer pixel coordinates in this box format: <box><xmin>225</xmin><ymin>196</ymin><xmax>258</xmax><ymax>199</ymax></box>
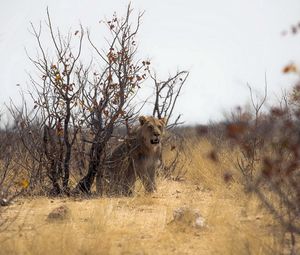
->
<box><xmin>2</xmin><ymin>4</ymin><xmax>188</xmax><ymax>197</ymax></box>
<box><xmin>216</xmin><ymin>80</ymin><xmax>300</xmax><ymax>253</ymax></box>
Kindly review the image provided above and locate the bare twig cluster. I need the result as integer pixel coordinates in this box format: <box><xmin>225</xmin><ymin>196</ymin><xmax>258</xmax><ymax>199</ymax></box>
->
<box><xmin>1</xmin><ymin>5</ymin><xmax>188</xmax><ymax>198</ymax></box>
<box><xmin>219</xmin><ymin>83</ymin><xmax>300</xmax><ymax>253</ymax></box>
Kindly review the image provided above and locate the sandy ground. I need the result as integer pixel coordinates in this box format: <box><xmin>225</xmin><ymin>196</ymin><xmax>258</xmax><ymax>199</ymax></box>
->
<box><xmin>0</xmin><ymin>178</ymin><xmax>278</xmax><ymax>255</ymax></box>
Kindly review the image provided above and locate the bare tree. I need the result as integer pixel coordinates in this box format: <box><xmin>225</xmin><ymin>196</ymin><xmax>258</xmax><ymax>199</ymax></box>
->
<box><xmin>75</xmin><ymin>4</ymin><xmax>150</xmax><ymax>193</ymax></box>
<box><xmin>11</xmin><ymin>8</ymin><xmax>86</xmax><ymax>195</ymax></box>
<box><xmin>150</xmin><ymin>71</ymin><xmax>189</xmax><ymax>128</ymax></box>
<box><xmin>234</xmin><ymin>82</ymin><xmax>268</xmax><ymax>181</ymax></box>
<box><xmin>7</xmin><ymin>4</ymin><xmax>188</xmax><ymax>197</ymax></box>
<box><xmin>146</xmin><ymin>71</ymin><xmax>189</xmax><ymax>179</ymax></box>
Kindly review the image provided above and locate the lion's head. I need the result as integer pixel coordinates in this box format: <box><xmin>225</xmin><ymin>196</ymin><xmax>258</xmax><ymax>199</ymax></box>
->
<box><xmin>138</xmin><ymin>116</ymin><xmax>167</xmax><ymax>149</ymax></box>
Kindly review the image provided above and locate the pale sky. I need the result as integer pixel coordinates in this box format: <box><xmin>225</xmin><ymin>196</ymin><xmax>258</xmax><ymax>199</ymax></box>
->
<box><xmin>1</xmin><ymin>0</ymin><xmax>300</xmax><ymax>124</ymax></box>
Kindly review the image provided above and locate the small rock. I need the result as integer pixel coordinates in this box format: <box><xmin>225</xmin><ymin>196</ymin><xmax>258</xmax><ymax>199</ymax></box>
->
<box><xmin>47</xmin><ymin>205</ymin><xmax>70</xmax><ymax>221</ymax></box>
<box><xmin>173</xmin><ymin>207</ymin><xmax>206</xmax><ymax>228</ymax></box>
<box><xmin>194</xmin><ymin>214</ymin><xmax>205</xmax><ymax>228</ymax></box>
<box><xmin>0</xmin><ymin>198</ymin><xmax>9</xmax><ymax>206</ymax></box>
<box><xmin>173</xmin><ymin>207</ymin><xmax>186</xmax><ymax>220</ymax></box>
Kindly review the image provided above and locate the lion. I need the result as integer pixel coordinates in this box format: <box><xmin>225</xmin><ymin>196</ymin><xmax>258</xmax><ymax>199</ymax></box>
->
<box><xmin>96</xmin><ymin>115</ymin><xmax>167</xmax><ymax>196</ymax></box>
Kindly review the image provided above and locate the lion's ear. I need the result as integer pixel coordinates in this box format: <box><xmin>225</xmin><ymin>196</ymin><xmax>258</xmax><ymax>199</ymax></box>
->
<box><xmin>159</xmin><ymin>117</ymin><xmax>167</xmax><ymax>126</ymax></box>
<box><xmin>139</xmin><ymin>116</ymin><xmax>148</xmax><ymax>126</ymax></box>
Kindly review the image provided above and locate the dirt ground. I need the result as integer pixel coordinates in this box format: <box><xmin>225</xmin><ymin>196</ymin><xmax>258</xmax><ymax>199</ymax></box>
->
<box><xmin>0</xmin><ymin>177</ymin><xmax>279</xmax><ymax>255</ymax></box>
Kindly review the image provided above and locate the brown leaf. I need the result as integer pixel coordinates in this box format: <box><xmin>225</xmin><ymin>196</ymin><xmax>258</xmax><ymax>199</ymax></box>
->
<box><xmin>226</xmin><ymin>123</ymin><xmax>247</xmax><ymax>139</ymax></box>
<box><xmin>208</xmin><ymin>150</ymin><xmax>218</xmax><ymax>162</ymax></box>
<box><xmin>223</xmin><ymin>172</ymin><xmax>233</xmax><ymax>183</ymax></box>
<box><xmin>262</xmin><ymin>158</ymin><xmax>273</xmax><ymax>178</ymax></box>
<box><xmin>283</xmin><ymin>63</ymin><xmax>297</xmax><ymax>73</ymax></box>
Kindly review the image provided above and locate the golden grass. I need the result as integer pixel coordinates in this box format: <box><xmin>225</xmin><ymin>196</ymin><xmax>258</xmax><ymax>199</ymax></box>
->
<box><xmin>0</xmin><ymin>138</ymin><xmax>284</xmax><ymax>255</ymax></box>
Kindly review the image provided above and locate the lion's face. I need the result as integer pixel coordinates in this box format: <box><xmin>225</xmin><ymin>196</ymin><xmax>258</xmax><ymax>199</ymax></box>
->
<box><xmin>139</xmin><ymin>116</ymin><xmax>166</xmax><ymax>148</ymax></box>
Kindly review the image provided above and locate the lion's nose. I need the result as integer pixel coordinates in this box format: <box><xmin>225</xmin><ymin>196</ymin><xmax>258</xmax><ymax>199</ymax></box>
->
<box><xmin>154</xmin><ymin>131</ymin><xmax>160</xmax><ymax>137</ymax></box>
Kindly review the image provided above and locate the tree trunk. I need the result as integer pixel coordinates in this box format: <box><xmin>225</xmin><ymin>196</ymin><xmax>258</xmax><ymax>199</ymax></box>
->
<box><xmin>75</xmin><ymin>123</ymin><xmax>114</xmax><ymax>194</ymax></box>
<box><xmin>63</xmin><ymin>101</ymin><xmax>71</xmax><ymax>193</ymax></box>
<box><xmin>75</xmin><ymin>141</ymin><xmax>103</xmax><ymax>193</ymax></box>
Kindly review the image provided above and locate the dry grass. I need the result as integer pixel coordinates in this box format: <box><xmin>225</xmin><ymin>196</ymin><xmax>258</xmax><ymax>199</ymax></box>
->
<box><xmin>0</xmin><ymin>138</ymin><xmax>284</xmax><ymax>255</ymax></box>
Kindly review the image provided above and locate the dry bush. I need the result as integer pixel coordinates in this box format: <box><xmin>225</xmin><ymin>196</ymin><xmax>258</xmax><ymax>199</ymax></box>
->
<box><xmin>0</xmin><ymin>119</ymin><xmax>30</xmax><ymax>203</ymax></box>
<box><xmin>188</xmin><ymin>76</ymin><xmax>300</xmax><ymax>253</ymax></box>
<box><xmin>160</xmin><ymin>131</ymin><xmax>189</xmax><ymax>180</ymax></box>
<box><xmin>204</xmin><ymin>82</ymin><xmax>300</xmax><ymax>254</ymax></box>
<box><xmin>0</xmin><ymin>127</ymin><xmax>287</xmax><ymax>255</ymax></box>
<box><xmin>0</xmin><ymin>115</ymin><xmax>31</xmax><ymax>233</ymax></box>
<box><xmin>3</xmin><ymin>4</ymin><xmax>188</xmax><ymax>198</ymax></box>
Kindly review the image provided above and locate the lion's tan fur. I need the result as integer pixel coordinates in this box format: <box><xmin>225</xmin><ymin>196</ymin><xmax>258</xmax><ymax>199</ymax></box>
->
<box><xmin>96</xmin><ymin>116</ymin><xmax>166</xmax><ymax>196</ymax></box>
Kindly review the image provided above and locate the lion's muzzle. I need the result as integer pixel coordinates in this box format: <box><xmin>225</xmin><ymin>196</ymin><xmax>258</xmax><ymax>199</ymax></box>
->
<box><xmin>150</xmin><ymin>135</ymin><xmax>160</xmax><ymax>144</ymax></box>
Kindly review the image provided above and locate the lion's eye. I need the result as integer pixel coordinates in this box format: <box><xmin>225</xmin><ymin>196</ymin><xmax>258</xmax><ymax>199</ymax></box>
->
<box><xmin>148</xmin><ymin>125</ymin><xmax>154</xmax><ymax>131</ymax></box>
<box><xmin>157</xmin><ymin>125</ymin><xmax>162</xmax><ymax>130</ymax></box>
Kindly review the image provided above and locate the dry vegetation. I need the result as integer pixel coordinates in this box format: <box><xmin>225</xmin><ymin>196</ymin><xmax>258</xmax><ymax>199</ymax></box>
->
<box><xmin>0</xmin><ymin>137</ymin><xmax>288</xmax><ymax>255</ymax></box>
<box><xmin>1</xmin><ymin>4</ymin><xmax>300</xmax><ymax>255</ymax></box>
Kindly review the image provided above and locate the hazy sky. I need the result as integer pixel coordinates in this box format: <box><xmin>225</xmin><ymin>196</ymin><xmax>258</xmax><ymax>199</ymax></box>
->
<box><xmin>1</xmin><ymin>0</ymin><xmax>300</xmax><ymax>124</ymax></box>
